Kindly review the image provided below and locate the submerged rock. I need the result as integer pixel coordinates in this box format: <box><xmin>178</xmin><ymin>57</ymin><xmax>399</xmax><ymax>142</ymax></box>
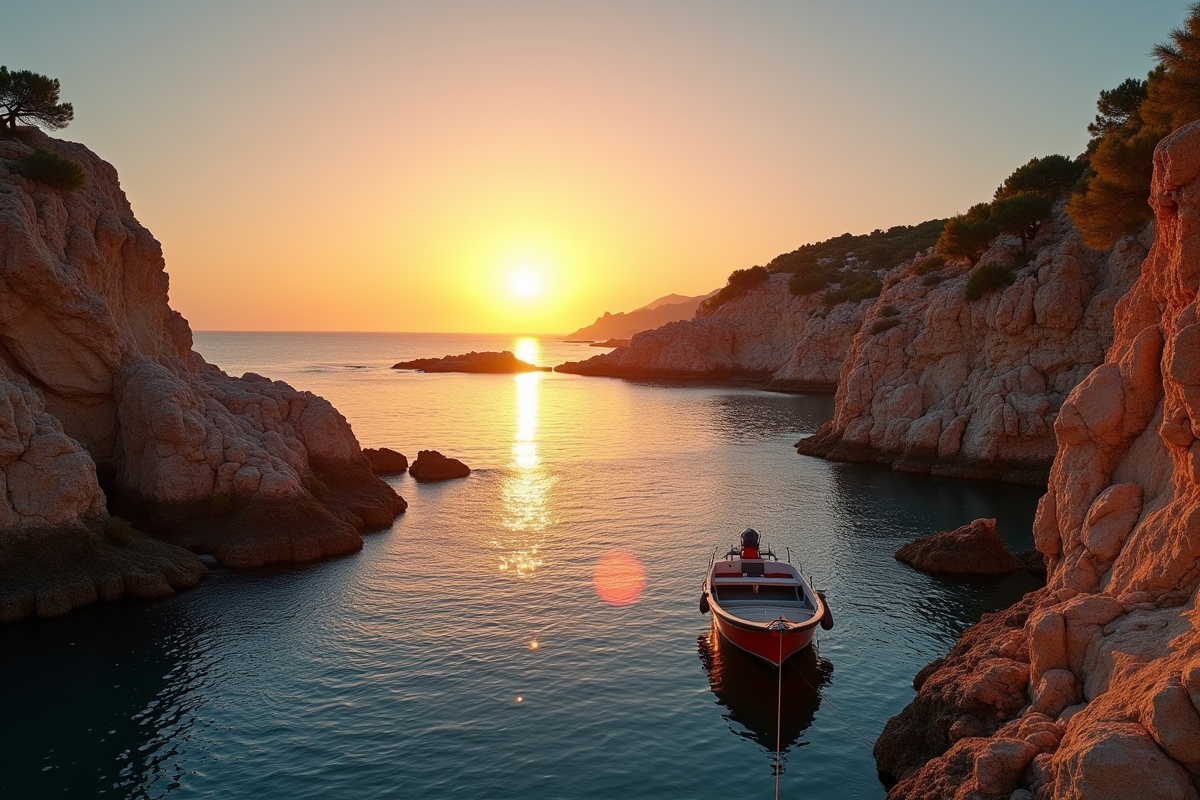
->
<box><xmin>363</xmin><ymin>447</ymin><xmax>408</xmax><ymax>475</ymax></box>
<box><xmin>409</xmin><ymin>450</ymin><xmax>470</xmax><ymax>481</ymax></box>
<box><xmin>393</xmin><ymin>351</ymin><xmax>548</xmax><ymax>373</ymax></box>
<box><xmin>0</xmin><ymin>129</ymin><xmax>406</xmax><ymax>621</ymax></box>
<box><xmin>895</xmin><ymin>518</ymin><xmax>1020</xmax><ymax>575</ymax></box>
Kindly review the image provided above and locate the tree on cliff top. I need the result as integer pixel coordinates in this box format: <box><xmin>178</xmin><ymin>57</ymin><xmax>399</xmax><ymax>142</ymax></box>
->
<box><xmin>1068</xmin><ymin>4</ymin><xmax>1200</xmax><ymax>249</ymax></box>
<box><xmin>936</xmin><ymin>203</ymin><xmax>997</xmax><ymax>266</ymax></box>
<box><xmin>994</xmin><ymin>155</ymin><xmax>1085</xmax><ymax>201</ymax></box>
<box><xmin>0</xmin><ymin>67</ymin><xmax>74</xmax><ymax>130</ymax></box>
<box><xmin>991</xmin><ymin>193</ymin><xmax>1054</xmax><ymax>253</ymax></box>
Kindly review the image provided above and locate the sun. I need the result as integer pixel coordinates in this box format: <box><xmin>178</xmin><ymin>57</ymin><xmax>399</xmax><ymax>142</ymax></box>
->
<box><xmin>509</xmin><ymin>269</ymin><xmax>542</xmax><ymax>299</ymax></box>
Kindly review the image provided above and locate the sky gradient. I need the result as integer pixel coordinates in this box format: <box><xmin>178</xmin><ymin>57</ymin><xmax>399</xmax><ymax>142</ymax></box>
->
<box><xmin>4</xmin><ymin>1</ymin><xmax>1192</xmax><ymax>333</ymax></box>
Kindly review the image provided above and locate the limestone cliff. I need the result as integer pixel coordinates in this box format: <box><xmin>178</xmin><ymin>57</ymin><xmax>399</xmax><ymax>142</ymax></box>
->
<box><xmin>0</xmin><ymin>130</ymin><xmax>405</xmax><ymax>621</ymax></box>
<box><xmin>875</xmin><ymin>120</ymin><xmax>1200</xmax><ymax>799</ymax></box>
<box><xmin>797</xmin><ymin>209</ymin><xmax>1148</xmax><ymax>484</ymax></box>
<box><xmin>555</xmin><ymin>273</ymin><xmax>869</xmax><ymax>391</ymax></box>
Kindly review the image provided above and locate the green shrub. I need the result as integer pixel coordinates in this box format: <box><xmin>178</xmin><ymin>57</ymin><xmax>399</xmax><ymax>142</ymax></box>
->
<box><xmin>701</xmin><ymin>265</ymin><xmax>770</xmax><ymax>312</ymax></box>
<box><xmin>964</xmin><ymin>263</ymin><xmax>1014</xmax><ymax>301</ymax></box>
<box><xmin>878</xmin><ymin>304</ymin><xmax>901</xmax><ymax>317</ymax></box>
<box><xmin>788</xmin><ymin>269</ymin><xmax>831</xmax><ymax>295</ymax></box>
<box><xmin>104</xmin><ymin>516</ymin><xmax>134</xmax><ymax>546</ymax></box>
<box><xmin>870</xmin><ymin>317</ymin><xmax>902</xmax><ymax>335</ymax></box>
<box><xmin>15</xmin><ymin>146</ymin><xmax>86</xmax><ymax>191</ymax></box>
<box><xmin>210</xmin><ymin>493</ymin><xmax>235</xmax><ymax>517</ymax></box>
<box><xmin>921</xmin><ymin>272</ymin><xmax>946</xmax><ymax>286</ymax></box>
<box><xmin>823</xmin><ymin>274</ymin><xmax>882</xmax><ymax>307</ymax></box>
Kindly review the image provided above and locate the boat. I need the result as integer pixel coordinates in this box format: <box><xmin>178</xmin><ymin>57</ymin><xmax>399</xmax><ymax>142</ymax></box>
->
<box><xmin>699</xmin><ymin>528</ymin><xmax>831</xmax><ymax>666</ymax></box>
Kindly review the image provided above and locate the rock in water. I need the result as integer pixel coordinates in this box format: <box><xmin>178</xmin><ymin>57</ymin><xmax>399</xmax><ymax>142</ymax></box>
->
<box><xmin>392</xmin><ymin>351</ymin><xmax>548</xmax><ymax>373</ymax></box>
<box><xmin>409</xmin><ymin>450</ymin><xmax>470</xmax><ymax>481</ymax></box>
<box><xmin>878</xmin><ymin>120</ymin><xmax>1200</xmax><ymax>798</ymax></box>
<box><xmin>0</xmin><ymin>129</ymin><xmax>406</xmax><ymax>620</ymax></box>
<box><xmin>363</xmin><ymin>447</ymin><xmax>409</xmax><ymax>475</ymax></box>
<box><xmin>895</xmin><ymin>518</ymin><xmax>1019</xmax><ymax>575</ymax></box>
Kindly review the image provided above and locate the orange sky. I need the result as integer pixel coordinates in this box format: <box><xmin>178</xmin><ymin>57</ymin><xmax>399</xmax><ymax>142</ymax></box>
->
<box><xmin>4</xmin><ymin>1</ymin><xmax>1188</xmax><ymax>333</ymax></box>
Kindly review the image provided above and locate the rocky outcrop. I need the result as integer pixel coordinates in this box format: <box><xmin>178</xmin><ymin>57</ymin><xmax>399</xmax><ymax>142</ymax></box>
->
<box><xmin>877</xmin><ymin>120</ymin><xmax>1200</xmax><ymax>798</ymax></box>
<box><xmin>363</xmin><ymin>447</ymin><xmax>408</xmax><ymax>475</ymax></box>
<box><xmin>408</xmin><ymin>450</ymin><xmax>470</xmax><ymax>482</ymax></box>
<box><xmin>393</xmin><ymin>350</ymin><xmax>549</xmax><ymax>373</ymax></box>
<box><xmin>798</xmin><ymin>209</ymin><xmax>1149</xmax><ymax>484</ymax></box>
<box><xmin>895</xmin><ymin>518</ymin><xmax>1020</xmax><ymax>575</ymax></box>
<box><xmin>0</xmin><ymin>129</ymin><xmax>405</xmax><ymax>619</ymax></box>
<box><xmin>555</xmin><ymin>273</ymin><xmax>870</xmax><ymax>391</ymax></box>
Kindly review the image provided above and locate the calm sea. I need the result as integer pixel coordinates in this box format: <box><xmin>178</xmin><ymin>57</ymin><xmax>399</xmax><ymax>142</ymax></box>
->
<box><xmin>1</xmin><ymin>332</ymin><xmax>1044</xmax><ymax>799</ymax></box>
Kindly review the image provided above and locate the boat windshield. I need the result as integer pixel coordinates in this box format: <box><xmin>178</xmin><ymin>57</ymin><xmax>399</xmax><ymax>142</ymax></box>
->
<box><xmin>716</xmin><ymin>585</ymin><xmax>802</xmax><ymax>603</ymax></box>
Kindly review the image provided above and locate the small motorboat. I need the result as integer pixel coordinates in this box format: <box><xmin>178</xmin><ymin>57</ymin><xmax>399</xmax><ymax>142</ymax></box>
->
<box><xmin>699</xmin><ymin>528</ymin><xmax>831</xmax><ymax>666</ymax></box>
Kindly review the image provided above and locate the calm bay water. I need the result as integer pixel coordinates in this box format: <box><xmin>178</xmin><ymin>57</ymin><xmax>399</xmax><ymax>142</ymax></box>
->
<box><xmin>1</xmin><ymin>332</ymin><xmax>1044</xmax><ymax>799</ymax></box>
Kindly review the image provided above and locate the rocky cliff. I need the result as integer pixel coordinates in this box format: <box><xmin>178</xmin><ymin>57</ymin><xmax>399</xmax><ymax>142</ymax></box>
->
<box><xmin>875</xmin><ymin>120</ymin><xmax>1200</xmax><ymax>799</ymax></box>
<box><xmin>555</xmin><ymin>273</ymin><xmax>870</xmax><ymax>391</ymax></box>
<box><xmin>796</xmin><ymin>209</ymin><xmax>1148</xmax><ymax>484</ymax></box>
<box><xmin>0</xmin><ymin>130</ymin><xmax>405</xmax><ymax>621</ymax></box>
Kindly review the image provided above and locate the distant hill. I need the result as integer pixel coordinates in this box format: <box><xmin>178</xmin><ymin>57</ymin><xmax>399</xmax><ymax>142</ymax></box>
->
<box><xmin>565</xmin><ymin>292</ymin><xmax>715</xmax><ymax>341</ymax></box>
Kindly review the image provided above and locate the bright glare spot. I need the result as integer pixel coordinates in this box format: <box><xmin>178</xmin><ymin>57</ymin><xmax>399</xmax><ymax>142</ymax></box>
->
<box><xmin>515</xmin><ymin>696</ymin><xmax>524</xmax><ymax>703</ymax></box>
<box><xmin>592</xmin><ymin>550</ymin><xmax>646</xmax><ymax>606</ymax></box>
<box><xmin>509</xmin><ymin>270</ymin><xmax>541</xmax><ymax>298</ymax></box>
<box><xmin>513</xmin><ymin>337</ymin><xmax>539</xmax><ymax>366</ymax></box>
<box><xmin>528</xmin><ymin>640</ymin><xmax>539</xmax><ymax>650</ymax></box>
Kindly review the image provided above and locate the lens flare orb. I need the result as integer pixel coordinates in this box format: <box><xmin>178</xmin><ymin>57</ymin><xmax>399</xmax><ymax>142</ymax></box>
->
<box><xmin>592</xmin><ymin>550</ymin><xmax>646</xmax><ymax>606</ymax></box>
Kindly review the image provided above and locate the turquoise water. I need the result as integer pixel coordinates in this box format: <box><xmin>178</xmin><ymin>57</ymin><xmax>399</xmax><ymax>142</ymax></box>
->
<box><xmin>1</xmin><ymin>333</ymin><xmax>1044</xmax><ymax>799</ymax></box>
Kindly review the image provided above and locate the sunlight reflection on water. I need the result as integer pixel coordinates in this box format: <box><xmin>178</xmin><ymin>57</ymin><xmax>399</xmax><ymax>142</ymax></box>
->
<box><xmin>497</xmin><ymin>367</ymin><xmax>553</xmax><ymax>576</ymax></box>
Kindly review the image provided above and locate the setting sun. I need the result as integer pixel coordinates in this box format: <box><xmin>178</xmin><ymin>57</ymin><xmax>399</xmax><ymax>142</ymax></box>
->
<box><xmin>509</xmin><ymin>269</ymin><xmax>542</xmax><ymax>299</ymax></box>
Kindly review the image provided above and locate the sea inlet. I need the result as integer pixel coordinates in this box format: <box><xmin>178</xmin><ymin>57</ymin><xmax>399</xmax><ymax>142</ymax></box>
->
<box><xmin>1</xmin><ymin>332</ymin><xmax>1044</xmax><ymax>799</ymax></box>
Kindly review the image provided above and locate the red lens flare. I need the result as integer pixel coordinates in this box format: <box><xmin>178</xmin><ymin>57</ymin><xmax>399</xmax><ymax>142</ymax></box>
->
<box><xmin>592</xmin><ymin>550</ymin><xmax>646</xmax><ymax>606</ymax></box>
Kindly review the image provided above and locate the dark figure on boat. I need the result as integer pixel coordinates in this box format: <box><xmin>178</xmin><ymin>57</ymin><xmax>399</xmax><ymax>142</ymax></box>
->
<box><xmin>740</xmin><ymin>527</ymin><xmax>760</xmax><ymax>559</ymax></box>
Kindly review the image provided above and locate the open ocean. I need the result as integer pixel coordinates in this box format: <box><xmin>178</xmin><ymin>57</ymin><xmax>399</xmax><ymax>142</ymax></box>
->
<box><xmin>1</xmin><ymin>332</ymin><xmax>1044</xmax><ymax>799</ymax></box>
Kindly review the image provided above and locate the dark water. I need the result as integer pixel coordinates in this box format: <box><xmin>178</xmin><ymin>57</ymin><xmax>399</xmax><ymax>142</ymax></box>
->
<box><xmin>1</xmin><ymin>333</ymin><xmax>1044</xmax><ymax>799</ymax></box>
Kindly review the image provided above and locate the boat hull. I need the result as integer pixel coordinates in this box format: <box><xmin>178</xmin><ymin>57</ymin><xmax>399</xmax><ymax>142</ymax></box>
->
<box><xmin>711</xmin><ymin>611</ymin><xmax>816</xmax><ymax>666</ymax></box>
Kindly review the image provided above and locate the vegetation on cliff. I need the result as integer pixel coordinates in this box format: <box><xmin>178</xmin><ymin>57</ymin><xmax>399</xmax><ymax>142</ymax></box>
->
<box><xmin>0</xmin><ymin>66</ymin><xmax>74</xmax><ymax>130</ymax></box>
<box><xmin>1068</xmin><ymin>4</ymin><xmax>1200</xmax><ymax>248</ymax></box>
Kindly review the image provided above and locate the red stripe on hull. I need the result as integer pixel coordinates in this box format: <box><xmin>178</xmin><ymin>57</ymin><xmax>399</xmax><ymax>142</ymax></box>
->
<box><xmin>712</xmin><ymin>614</ymin><xmax>815</xmax><ymax>666</ymax></box>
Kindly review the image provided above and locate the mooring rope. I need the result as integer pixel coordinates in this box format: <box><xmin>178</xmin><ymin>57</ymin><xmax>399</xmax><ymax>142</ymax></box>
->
<box><xmin>772</xmin><ymin>617</ymin><xmax>788</xmax><ymax>800</ymax></box>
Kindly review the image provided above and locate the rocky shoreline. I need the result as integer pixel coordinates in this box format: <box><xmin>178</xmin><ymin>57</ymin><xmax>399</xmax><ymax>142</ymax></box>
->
<box><xmin>875</xmin><ymin>120</ymin><xmax>1200</xmax><ymax>799</ymax></box>
<box><xmin>0</xmin><ymin>129</ymin><xmax>406</xmax><ymax>621</ymax></box>
<box><xmin>555</xmin><ymin>273</ymin><xmax>867</xmax><ymax>390</ymax></box>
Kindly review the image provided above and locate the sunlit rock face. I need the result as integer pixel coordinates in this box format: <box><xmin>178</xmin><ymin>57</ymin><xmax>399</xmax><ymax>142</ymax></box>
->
<box><xmin>797</xmin><ymin>207</ymin><xmax>1148</xmax><ymax>485</ymax></box>
<box><xmin>0</xmin><ymin>130</ymin><xmax>405</xmax><ymax>619</ymax></box>
<box><xmin>555</xmin><ymin>273</ymin><xmax>869</xmax><ymax>391</ymax></box>
<box><xmin>878</xmin><ymin>120</ymin><xmax>1200</xmax><ymax>800</ymax></box>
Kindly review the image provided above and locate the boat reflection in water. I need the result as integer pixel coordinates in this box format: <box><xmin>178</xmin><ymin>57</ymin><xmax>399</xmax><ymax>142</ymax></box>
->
<box><xmin>697</xmin><ymin>623</ymin><xmax>833</xmax><ymax>753</ymax></box>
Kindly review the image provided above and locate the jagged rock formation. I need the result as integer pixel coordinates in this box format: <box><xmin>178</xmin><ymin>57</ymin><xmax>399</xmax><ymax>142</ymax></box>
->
<box><xmin>555</xmin><ymin>273</ymin><xmax>870</xmax><ymax>391</ymax></box>
<box><xmin>797</xmin><ymin>211</ymin><xmax>1149</xmax><ymax>484</ymax></box>
<box><xmin>876</xmin><ymin>120</ymin><xmax>1200</xmax><ymax>799</ymax></box>
<box><xmin>0</xmin><ymin>129</ymin><xmax>405</xmax><ymax>620</ymax></box>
